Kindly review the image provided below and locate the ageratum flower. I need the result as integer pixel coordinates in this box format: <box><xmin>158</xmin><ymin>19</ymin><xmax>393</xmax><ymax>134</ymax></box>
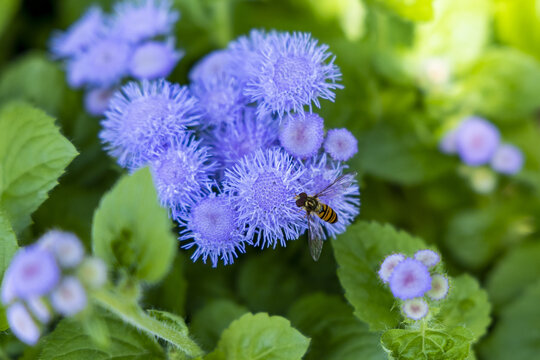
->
<box><xmin>206</xmin><ymin>107</ymin><xmax>278</xmax><ymax>172</ymax></box>
<box><xmin>389</xmin><ymin>258</ymin><xmax>432</xmax><ymax>300</ymax></box>
<box><xmin>414</xmin><ymin>249</ymin><xmax>440</xmax><ymax>268</ymax></box>
<box><xmin>7</xmin><ymin>302</ymin><xmax>41</xmax><ymax>345</ymax></box>
<box><xmin>151</xmin><ymin>134</ymin><xmax>217</xmax><ymax>218</ymax></box>
<box><xmin>228</xmin><ymin>29</ymin><xmax>269</xmax><ymax>84</ymax></box>
<box><xmin>305</xmin><ymin>154</ymin><xmax>360</xmax><ymax>238</ymax></box>
<box><xmin>179</xmin><ymin>190</ymin><xmax>248</xmax><ymax>267</ymax></box>
<box><xmin>111</xmin><ymin>0</ymin><xmax>179</xmax><ymax>43</ymax></box>
<box><xmin>324</xmin><ymin>128</ymin><xmax>358</xmax><ymax>161</ymax></box>
<box><xmin>49</xmin><ymin>6</ymin><xmax>105</xmax><ymax>58</ymax></box>
<box><xmin>378</xmin><ymin>253</ymin><xmax>405</xmax><ymax>283</ymax></box>
<box><xmin>244</xmin><ymin>31</ymin><xmax>343</xmax><ymax>119</ymax></box>
<box><xmin>279</xmin><ymin>112</ymin><xmax>324</xmax><ymax>159</ymax></box>
<box><xmin>223</xmin><ymin>147</ymin><xmax>308</xmax><ymax>248</ymax></box>
<box><xmin>427</xmin><ymin>274</ymin><xmax>449</xmax><ymax>300</ymax></box>
<box><xmin>100</xmin><ymin>79</ymin><xmax>200</xmax><ymax>170</ymax></box>
<box><xmin>50</xmin><ymin>276</ymin><xmax>87</xmax><ymax>316</ymax></box>
<box><xmin>189</xmin><ymin>49</ymin><xmax>237</xmax><ymax>83</ymax></box>
<box><xmin>455</xmin><ymin>116</ymin><xmax>500</xmax><ymax>166</ymax></box>
<box><xmin>78</xmin><ymin>257</ymin><xmax>108</xmax><ymax>289</ymax></box>
<box><xmin>27</xmin><ymin>297</ymin><xmax>51</xmax><ymax>323</ymax></box>
<box><xmin>38</xmin><ymin>230</ymin><xmax>84</xmax><ymax>269</ymax></box>
<box><xmin>84</xmin><ymin>88</ymin><xmax>115</xmax><ymax>116</ymax></box>
<box><xmin>402</xmin><ymin>298</ymin><xmax>429</xmax><ymax>320</ymax></box>
<box><xmin>130</xmin><ymin>40</ymin><xmax>183</xmax><ymax>80</ymax></box>
<box><xmin>491</xmin><ymin>143</ymin><xmax>524</xmax><ymax>175</ymax></box>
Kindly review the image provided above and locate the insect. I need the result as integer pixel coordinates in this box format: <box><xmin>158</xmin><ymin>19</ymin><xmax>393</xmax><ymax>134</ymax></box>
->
<box><xmin>295</xmin><ymin>172</ymin><xmax>357</xmax><ymax>261</ymax></box>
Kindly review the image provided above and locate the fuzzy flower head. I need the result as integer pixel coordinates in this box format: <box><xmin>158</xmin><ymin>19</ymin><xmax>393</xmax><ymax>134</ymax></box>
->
<box><xmin>244</xmin><ymin>31</ymin><xmax>343</xmax><ymax>119</ymax></box>
<box><xmin>112</xmin><ymin>0</ymin><xmax>179</xmax><ymax>43</ymax></box>
<box><xmin>189</xmin><ymin>49</ymin><xmax>237</xmax><ymax>83</ymax></box>
<box><xmin>402</xmin><ymin>298</ymin><xmax>429</xmax><ymax>321</ymax></box>
<box><xmin>78</xmin><ymin>257</ymin><xmax>108</xmax><ymax>289</ymax></box>
<box><xmin>305</xmin><ymin>154</ymin><xmax>360</xmax><ymax>238</ymax></box>
<box><xmin>324</xmin><ymin>128</ymin><xmax>358</xmax><ymax>161</ymax></box>
<box><xmin>414</xmin><ymin>249</ymin><xmax>440</xmax><ymax>268</ymax></box>
<box><xmin>50</xmin><ymin>276</ymin><xmax>87</xmax><ymax>316</ymax></box>
<box><xmin>3</xmin><ymin>246</ymin><xmax>60</xmax><ymax>301</ymax></box>
<box><xmin>49</xmin><ymin>6</ymin><xmax>106</xmax><ymax>58</ymax></box>
<box><xmin>151</xmin><ymin>134</ymin><xmax>217</xmax><ymax>218</ymax></box>
<box><xmin>227</xmin><ymin>29</ymin><xmax>269</xmax><ymax>84</ymax></box>
<box><xmin>84</xmin><ymin>88</ymin><xmax>115</xmax><ymax>116</ymax></box>
<box><xmin>279</xmin><ymin>112</ymin><xmax>325</xmax><ymax>159</ymax></box>
<box><xmin>180</xmin><ymin>191</ymin><xmax>248</xmax><ymax>267</ymax></box>
<box><xmin>223</xmin><ymin>147</ymin><xmax>308</xmax><ymax>248</ymax></box>
<box><xmin>389</xmin><ymin>258</ymin><xmax>432</xmax><ymax>300</ymax></box>
<box><xmin>427</xmin><ymin>274</ymin><xmax>449</xmax><ymax>300</ymax></box>
<box><xmin>378</xmin><ymin>253</ymin><xmax>405</xmax><ymax>283</ymax></box>
<box><xmin>7</xmin><ymin>302</ymin><xmax>41</xmax><ymax>345</ymax></box>
<box><xmin>130</xmin><ymin>40</ymin><xmax>183</xmax><ymax>80</ymax></box>
<box><xmin>38</xmin><ymin>230</ymin><xmax>84</xmax><ymax>269</ymax></box>
<box><xmin>207</xmin><ymin>107</ymin><xmax>278</xmax><ymax>172</ymax></box>
<box><xmin>100</xmin><ymin>79</ymin><xmax>200</xmax><ymax>170</ymax></box>
<box><xmin>455</xmin><ymin>116</ymin><xmax>500</xmax><ymax>166</ymax></box>
<box><xmin>490</xmin><ymin>143</ymin><xmax>524</xmax><ymax>175</ymax></box>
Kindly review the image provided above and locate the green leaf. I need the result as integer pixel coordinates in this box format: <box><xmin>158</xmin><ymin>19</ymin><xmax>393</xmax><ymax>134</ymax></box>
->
<box><xmin>0</xmin><ymin>101</ymin><xmax>78</xmax><ymax>233</ymax></box>
<box><xmin>486</xmin><ymin>242</ymin><xmax>540</xmax><ymax>311</ymax></box>
<box><xmin>479</xmin><ymin>280</ymin><xmax>540</xmax><ymax>360</ymax></box>
<box><xmin>190</xmin><ymin>299</ymin><xmax>249</xmax><ymax>352</ymax></box>
<box><xmin>288</xmin><ymin>293</ymin><xmax>386</xmax><ymax>360</ymax></box>
<box><xmin>373</xmin><ymin>0</ymin><xmax>434</xmax><ymax>22</ymax></box>
<box><xmin>0</xmin><ymin>208</ymin><xmax>17</xmax><ymax>331</ymax></box>
<box><xmin>332</xmin><ymin>221</ymin><xmax>427</xmax><ymax>331</ymax></box>
<box><xmin>40</xmin><ymin>311</ymin><xmax>166</xmax><ymax>360</ymax></box>
<box><xmin>436</xmin><ymin>275</ymin><xmax>491</xmax><ymax>341</ymax></box>
<box><xmin>92</xmin><ymin>168</ymin><xmax>175</xmax><ymax>284</ymax></box>
<box><xmin>0</xmin><ymin>0</ymin><xmax>19</xmax><ymax>37</ymax></box>
<box><xmin>381</xmin><ymin>326</ymin><xmax>473</xmax><ymax>360</ymax></box>
<box><xmin>206</xmin><ymin>313</ymin><xmax>310</xmax><ymax>360</ymax></box>
<box><xmin>147</xmin><ymin>309</ymin><xmax>189</xmax><ymax>336</ymax></box>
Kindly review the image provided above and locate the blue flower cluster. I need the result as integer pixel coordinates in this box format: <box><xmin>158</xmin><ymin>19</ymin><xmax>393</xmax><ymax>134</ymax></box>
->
<box><xmin>99</xmin><ymin>28</ymin><xmax>360</xmax><ymax>267</ymax></box>
<box><xmin>440</xmin><ymin>116</ymin><xmax>524</xmax><ymax>175</ymax></box>
<box><xmin>1</xmin><ymin>231</ymin><xmax>107</xmax><ymax>344</ymax></box>
<box><xmin>378</xmin><ymin>250</ymin><xmax>449</xmax><ymax>321</ymax></box>
<box><xmin>50</xmin><ymin>0</ymin><xmax>183</xmax><ymax>115</ymax></box>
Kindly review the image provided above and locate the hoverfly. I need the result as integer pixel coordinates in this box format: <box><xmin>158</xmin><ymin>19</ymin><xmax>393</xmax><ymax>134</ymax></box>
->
<box><xmin>295</xmin><ymin>172</ymin><xmax>357</xmax><ymax>261</ymax></box>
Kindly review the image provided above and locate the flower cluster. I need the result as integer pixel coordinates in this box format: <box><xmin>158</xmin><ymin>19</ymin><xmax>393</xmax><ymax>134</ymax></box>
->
<box><xmin>50</xmin><ymin>0</ymin><xmax>182</xmax><ymax>115</ymax></box>
<box><xmin>98</xmin><ymin>28</ymin><xmax>359</xmax><ymax>267</ymax></box>
<box><xmin>1</xmin><ymin>230</ymin><xmax>107</xmax><ymax>345</ymax></box>
<box><xmin>440</xmin><ymin>116</ymin><xmax>524</xmax><ymax>175</ymax></box>
<box><xmin>378</xmin><ymin>249</ymin><xmax>449</xmax><ymax>321</ymax></box>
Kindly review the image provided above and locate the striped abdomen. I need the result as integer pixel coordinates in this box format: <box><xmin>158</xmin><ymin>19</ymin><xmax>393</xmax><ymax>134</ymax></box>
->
<box><xmin>317</xmin><ymin>203</ymin><xmax>338</xmax><ymax>224</ymax></box>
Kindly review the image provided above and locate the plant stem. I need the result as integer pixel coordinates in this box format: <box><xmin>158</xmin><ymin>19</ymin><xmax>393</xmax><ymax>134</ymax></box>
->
<box><xmin>93</xmin><ymin>289</ymin><xmax>204</xmax><ymax>358</ymax></box>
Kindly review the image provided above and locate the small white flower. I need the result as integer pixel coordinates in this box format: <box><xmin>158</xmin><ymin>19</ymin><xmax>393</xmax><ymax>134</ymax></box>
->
<box><xmin>7</xmin><ymin>302</ymin><xmax>41</xmax><ymax>345</ymax></box>
<box><xmin>50</xmin><ymin>277</ymin><xmax>87</xmax><ymax>316</ymax></box>
<box><xmin>78</xmin><ymin>257</ymin><xmax>108</xmax><ymax>289</ymax></box>
<box><xmin>402</xmin><ymin>298</ymin><xmax>429</xmax><ymax>321</ymax></box>
<box><xmin>427</xmin><ymin>274</ymin><xmax>449</xmax><ymax>300</ymax></box>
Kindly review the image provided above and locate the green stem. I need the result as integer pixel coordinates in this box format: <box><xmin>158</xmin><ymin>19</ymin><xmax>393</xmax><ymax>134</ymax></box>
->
<box><xmin>93</xmin><ymin>289</ymin><xmax>204</xmax><ymax>358</ymax></box>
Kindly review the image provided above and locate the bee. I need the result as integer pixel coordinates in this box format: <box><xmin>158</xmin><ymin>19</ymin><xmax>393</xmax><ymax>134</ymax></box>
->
<box><xmin>295</xmin><ymin>172</ymin><xmax>357</xmax><ymax>261</ymax></box>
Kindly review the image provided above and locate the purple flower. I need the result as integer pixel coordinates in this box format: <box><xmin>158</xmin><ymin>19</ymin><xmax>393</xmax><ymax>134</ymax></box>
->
<box><xmin>111</xmin><ymin>0</ymin><xmax>179</xmax><ymax>43</ymax></box>
<box><xmin>455</xmin><ymin>116</ymin><xmax>500</xmax><ymax>166</ymax></box>
<box><xmin>244</xmin><ymin>31</ymin><xmax>343</xmax><ymax>119</ymax></box>
<box><xmin>27</xmin><ymin>297</ymin><xmax>51</xmax><ymax>323</ymax></box>
<box><xmin>305</xmin><ymin>154</ymin><xmax>360</xmax><ymax>238</ymax></box>
<box><xmin>223</xmin><ymin>147</ymin><xmax>308</xmax><ymax>248</ymax></box>
<box><xmin>84</xmin><ymin>88</ymin><xmax>115</xmax><ymax>116</ymax></box>
<box><xmin>7</xmin><ymin>302</ymin><xmax>41</xmax><ymax>345</ymax></box>
<box><xmin>179</xmin><ymin>191</ymin><xmax>248</xmax><ymax>267</ymax></box>
<box><xmin>427</xmin><ymin>274</ymin><xmax>449</xmax><ymax>300</ymax></box>
<box><xmin>151</xmin><ymin>134</ymin><xmax>217</xmax><ymax>217</ymax></box>
<box><xmin>37</xmin><ymin>230</ymin><xmax>84</xmax><ymax>269</ymax></box>
<box><xmin>227</xmin><ymin>29</ymin><xmax>269</xmax><ymax>84</ymax></box>
<box><xmin>279</xmin><ymin>112</ymin><xmax>324</xmax><ymax>159</ymax></box>
<box><xmin>130</xmin><ymin>40</ymin><xmax>183</xmax><ymax>80</ymax></box>
<box><xmin>66</xmin><ymin>38</ymin><xmax>132</xmax><ymax>88</ymax></box>
<box><xmin>490</xmin><ymin>143</ymin><xmax>524</xmax><ymax>175</ymax></box>
<box><xmin>389</xmin><ymin>258</ymin><xmax>432</xmax><ymax>300</ymax></box>
<box><xmin>6</xmin><ymin>246</ymin><xmax>60</xmax><ymax>300</ymax></box>
<box><xmin>50</xmin><ymin>276</ymin><xmax>87</xmax><ymax>316</ymax></box>
<box><xmin>439</xmin><ymin>128</ymin><xmax>458</xmax><ymax>154</ymax></box>
<box><xmin>191</xmin><ymin>74</ymin><xmax>246</xmax><ymax>127</ymax></box>
<box><xmin>1</xmin><ymin>267</ymin><xmax>15</xmax><ymax>305</ymax></box>
<box><xmin>324</xmin><ymin>128</ymin><xmax>358</xmax><ymax>161</ymax></box>
<box><xmin>414</xmin><ymin>249</ymin><xmax>440</xmax><ymax>268</ymax></box>
<box><xmin>206</xmin><ymin>107</ymin><xmax>278</xmax><ymax>172</ymax></box>
<box><xmin>100</xmin><ymin>79</ymin><xmax>200</xmax><ymax>170</ymax></box>
<box><xmin>378</xmin><ymin>253</ymin><xmax>405</xmax><ymax>283</ymax></box>
<box><xmin>49</xmin><ymin>6</ymin><xmax>106</xmax><ymax>58</ymax></box>
<box><xmin>402</xmin><ymin>298</ymin><xmax>429</xmax><ymax>321</ymax></box>
<box><xmin>189</xmin><ymin>49</ymin><xmax>237</xmax><ymax>83</ymax></box>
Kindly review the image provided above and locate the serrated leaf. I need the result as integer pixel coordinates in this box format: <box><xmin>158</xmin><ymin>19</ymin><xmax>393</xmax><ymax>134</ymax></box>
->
<box><xmin>381</xmin><ymin>326</ymin><xmax>473</xmax><ymax>360</ymax></box>
<box><xmin>436</xmin><ymin>275</ymin><xmax>491</xmax><ymax>341</ymax></box>
<box><xmin>205</xmin><ymin>313</ymin><xmax>310</xmax><ymax>360</ymax></box>
<box><xmin>92</xmin><ymin>168</ymin><xmax>175</xmax><ymax>284</ymax></box>
<box><xmin>288</xmin><ymin>293</ymin><xmax>386</xmax><ymax>360</ymax></box>
<box><xmin>0</xmin><ymin>101</ymin><xmax>77</xmax><ymax>234</ymax></box>
<box><xmin>0</xmin><ymin>208</ymin><xmax>17</xmax><ymax>331</ymax></box>
<box><xmin>486</xmin><ymin>242</ymin><xmax>540</xmax><ymax>311</ymax></box>
<box><xmin>190</xmin><ymin>299</ymin><xmax>249</xmax><ymax>352</ymax></box>
<box><xmin>374</xmin><ymin>0</ymin><xmax>434</xmax><ymax>22</ymax></box>
<box><xmin>479</xmin><ymin>280</ymin><xmax>540</xmax><ymax>360</ymax></box>
<box><xmin>332</xmin><ymin>221</ymin><xmax>427</xmax><ymax>331</ymax></box>
<box><xmin>40</xmin><ymin>311</ymin><xmax>166</xmax><ymax>360</ymax></box>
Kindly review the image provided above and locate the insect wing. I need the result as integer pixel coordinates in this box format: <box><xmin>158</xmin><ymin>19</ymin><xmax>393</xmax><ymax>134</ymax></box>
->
<box><xmin>307</xmin><ymin>212</ymin><xmax>325</xmax><ymax>261</ymax></box>
<box><xmin>315</xmin><ymin>172</ymin><xmax>357</xmax><ymax>199</ymax></box>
